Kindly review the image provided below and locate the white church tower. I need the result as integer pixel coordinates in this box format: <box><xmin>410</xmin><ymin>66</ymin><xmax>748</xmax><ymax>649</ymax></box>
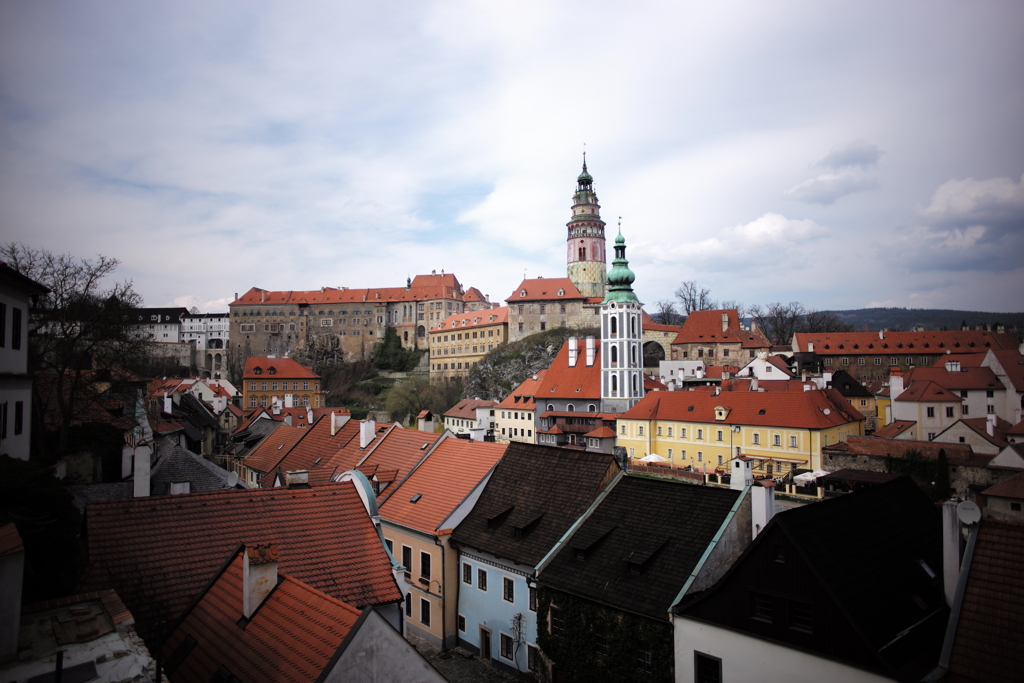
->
<box><xmin>601</xmin><ymin>229</ymin><xmax>644</xmax><ymax>413</ymax></box>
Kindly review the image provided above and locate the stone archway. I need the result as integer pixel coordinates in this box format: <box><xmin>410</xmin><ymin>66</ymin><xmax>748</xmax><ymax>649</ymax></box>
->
<box><xmin>643</xmin><ymin>340</ymin><xmax>666</xmax><ymax>368</ymax></box>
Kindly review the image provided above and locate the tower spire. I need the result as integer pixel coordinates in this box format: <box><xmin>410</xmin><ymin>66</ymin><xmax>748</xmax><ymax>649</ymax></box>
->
<box><xmin>566</xmin><ymin>155</ymin><xmax>606</xmax><ymax>298</ymax></box>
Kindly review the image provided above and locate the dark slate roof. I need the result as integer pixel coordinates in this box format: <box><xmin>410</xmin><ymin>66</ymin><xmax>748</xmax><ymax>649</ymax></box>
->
<box><xmin>230</xmin><ymin>418</ymin><xmax>281</xmax><ymax>458</ymax></box>
<box><xmin>150</xmin><ymin>441</ymin><xmax>244</xmax><ymax>495</ymax></box>
<box><xmin>827</xmin><ymin>369</ymin><xmax>874</xmax><ymax>398</ymax></box>
<box><xmin>450</xmin><ymin>442</ymin><xmax>618</xmax><ymax>568</ymax></box>
<box><xmin>764</xmin><ymin>477</ymin><xmax>943</xmax><ymax>653</ymax></box>
<box><xmin>947</xmin><ymin>520</ymin><xmax>1024</xmax><ymax>683</ymax></box>
<box><xmin>539</xmin><ymin>476</ymin><xmax>741</xmax><ymax>621</ymax></box>
<box><xmin>68</xmin><ymin>482</ymin><xmax>134</xmax><ymax>513</ymax></box>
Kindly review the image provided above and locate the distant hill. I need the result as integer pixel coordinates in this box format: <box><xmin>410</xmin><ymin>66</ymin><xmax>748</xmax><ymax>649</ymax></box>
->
<box><xmin>823</xmin><ymin>308</ymin><xmax>1024</xmax><ymax>333</ymax></box>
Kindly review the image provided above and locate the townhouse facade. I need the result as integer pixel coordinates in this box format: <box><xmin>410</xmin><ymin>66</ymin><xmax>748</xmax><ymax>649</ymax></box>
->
<box><xmin>494</xmin><ymin>371</ymin><xmax>545</xmax><ymax>444</ymax></box>
<box><xmin>0</xmin><ymin>263</ymin><xmax>48</xmax><ymax>461</ymax></box>
<box><xmin>428</xmin><ymin>307</ymin><xmax>508</xmax><ymax>380</ymax></box>
<box><xmin>242</xmin><ymin>356</ymin><xmax>322</xmax><ymax>410</ymax></box>
<box><xmin>505</xmin><ymin>278</ymin><xmax>599</xmax><ymax>343</ymax></box>
<box><xmin>442</xmin><ymin>399</ymin><xmax>498</xmax><ymax>439</ymax></box>
<box><xmin>617</xmin><ymin>388</ymin><xmax>865</xmax><ymax>475</ymax></box>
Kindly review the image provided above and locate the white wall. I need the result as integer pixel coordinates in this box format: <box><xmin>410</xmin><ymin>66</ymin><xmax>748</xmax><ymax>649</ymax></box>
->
<box><xmin>672</xmin><ymin>617</ymin><xmax>896</xmax><ymax>683</ymax></box>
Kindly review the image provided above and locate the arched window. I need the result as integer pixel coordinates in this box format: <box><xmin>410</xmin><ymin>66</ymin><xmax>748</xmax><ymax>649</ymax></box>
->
<box><xmin>611</xmin><ymin>376</ymin><xmax>618</xmax><ymax>393</ymax></box>
<box><xmin>547</xmin><ymin>404</ymin><xmax>554</xmax><ymax>411</ymax></box>
<box><xmin>632</xmin><ymin>374</ymin><xmax>639</xmax><ymax>394</ymax></box>
<box><xmin>579</xmin><ymin>246</ymin><xmax>586</xmax><ymax>260</ymax></box>
<box><xmin>417</xmin><ymin>325</ymin><xmax>425</xmax><ymax>337</ymax></box>
<box><xmin>631</xmin><ymin>316</ymin><xmax>636</xmax><ymax>336</ymax></box>
<box><xmin>566</xmin><ymin>404</ymin><xmax>575</xmax><ymax>412</ymax></box>
<box><xmin>631</xmin><ymin>345</ymin><xmax>637</xmax><ymax>364</ymax></box>
<box><xmin>610</xmin><ymin>317</ymin><xmax>617</xmax><ymax>335</ymax></box>
<box><xmin>611</xmin><ymin>346</ymin><xmax>618</xmax><ymax>363</ymax></box>
<box><xmin>588</xmin><ymin>404</ymin><xmax>596</xmax><ymax>412</ymax></box>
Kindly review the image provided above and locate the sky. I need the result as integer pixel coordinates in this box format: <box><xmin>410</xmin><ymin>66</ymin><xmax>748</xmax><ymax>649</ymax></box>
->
<box><xmin>1</xmin><ymin>0</ymin><xmax>1022</xmax><ymax>314</ymax></box>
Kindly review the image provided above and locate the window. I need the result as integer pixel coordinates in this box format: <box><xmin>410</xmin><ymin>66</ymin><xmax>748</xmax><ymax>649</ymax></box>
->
<box><xmin>694</xmin><ymin>652</ymin><xmax>722</xmax><ymax>683</ymax></box>
<box><xmin>857</xmin><ymin>357</ymin><xmax>865</xmax><ymax>365</ymax></box>
<box><xmin>717</xmin><ymin>455</ymin><xmax>723</xmax><ymax>465</ymax></box>
<box><xmin>528</xmin><ymin>645</ymin><xmax>540</xmax><ymax>673</ymax></box>
<box><xmin>861</xmin><ymin>399</ymin><xmax>868</xmax><ymax>407</ymax></box>
<box><xmin>668</xmin><ymin>427</ymin><xmax>673</xmax><ymax>437</ymax></box>
<box><xmin>500</xmin><ymin>633</ymin><xmax>514</xmax><ymax>660</ymax></box>
<box><xmin>927</xmin><ymin>407</ymin><xmax>935</xmax><ymax>418</ymax></box>
<box><xmin>503</xmin><ymin>577</ymin><xmax>514</xmax><ymax>603</ymax></box>
<box><xmin>841</xmin><ymin>358</ymin><xmax>849</xmax><ymax>365</ymax></box>
<box><xmin>946</xmin><ymin>407</ymin><xmax>955</xmax><ymax>418</ymax></box>
<box><xmin>751</xmin><ymin>592</ymin><xmax>773</xmax><ymax>623</ymax></box>
<box><xmin>402</xmin><ymin>546</ymin><xmax>412</xmax><ymax>572</ymax></box>
<box><xmin>261</xmin><ymin>382</ymin><xmax>267</xmax><ymax>391</ymax></box>
<box><xmin>717</xmin><ymin>430</ymin><xmax>723</xmax><ymax>442</ymax></box>
<box><xmin>657</xmin><ymin>426</ymin><xmax>662</xmax><ymax>436</ymax></box>
<box><xmin>790</xmin><ymin>435</ymin><xmax>797</xmax><ymax>448</ymax></box>
<box><xmin>790</xmin><ymin>600</ymin><xmax>814</xmax><ymax>634</ymax></box>
<box><xmin>697</xmin><ymin>428</ymin><xmax>703</xmax><ymax>440</ymax></box>
<box><xmin>987</xmin><ymin>405</ymin><xmax>996</xmax><ymax>414</ymax></box>
<box><xmin>11</xmin><ymin>308</ymin><xmax>21</xmax><ymax>350</ymax></box>
<box><xmin>697</xmin><ymin>451</ymin><xmax>703</xmax><ymax>461</ymax></box>
<box><xmin>529</xmin><ymin>586</ymin><xmax>537</xmax><ymax>612</ymax></box>
<box><xmin>638</xmin><ymin>426</ymin><xmax>644</xmax><ymax>436</ymax></box>
<box><xmin>550</xmin><ymin>606</ymin><xmax>563</xmax><ymax>635</ymax></box>
<box><xmin>987</xmin><ymin>390</ymin><xmax>995</xmax><ymax>398</ymax></box>
<box><xmin>594</xmin><ymin>624</ymin><xmax>609</xmax><ymax>656</ymax></box>
<box><xmin>621</xmin><ymin>425</ymin><xmax>627</xmax><ymax>435</ymax></box>
<box><xmin>458</xmin><ymin>614</ymin><xmax>466</xmax><ymax>632</ymax></box>
<box><xmin>773</xmin><ymin>434</ymin><xmax>781</xmax><ymax>446</ymax></box>
<box><xmin>463</xmin><ymin>563</ymin><xmax>472</xmax><ymax>585</ymax></box>
<box><xmin>405</xmin><ymin>593</ymin><xmax>412</xmax><ymax>617</ymax></box>
<box><xmin>1012</xmin><ymin>502</ymin><xmax>1022</xmax><ymax>512</ymax></box>
<box><xmin>420</xmin><ymin>598</ymin><xmax>431</xmax><ymax>626</ymax></box>
<box><xmin>636</xmin><ymin>640</ymin><xmax>652</xmax><ymax>673</ymax></box>
<box><xmin>891</xmin><ymin>357</ymin><xmax>898</xmax><ymax>365</ymax></box>
<box><xmin>478</xmin><ymin>568</ymin><xmax>487</xmax><ymax>591</ymax></box>
<box><xmin>874</xmin><ymin>357</ymin><xmax>882</xmax><ymax>365</ymax></box>
<box><xmin>962</xmin><ymin>405</ymin><xmax>969</xmax><ymax>415</ymax></box>
<box><xmin>681</xmin><ymin>428</ymin><xmax>687</xmax><ymax>438</ymax></box>
<box><xmin>824</xmin><ymin>358</ymin><xmax>833</xmax><ymax>366</ymax></box>
<box><xmin>250</xmin><ymin>397</ymin><xmax>256</xmax><ymax>408</ymax></box>
<box><xmin>773</xmin><ymin>544</ymin><xmax>787</xmax><ymax>563</ymax></box>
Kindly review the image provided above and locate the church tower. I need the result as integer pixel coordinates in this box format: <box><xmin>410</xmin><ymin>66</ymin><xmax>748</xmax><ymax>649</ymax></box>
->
<box><xmin>566</xmin><ymin>157</ymin><xmax>608</xmax><ymax>298</ymax></box>
<box><xmin>601</xmin><ymin>230</ymin><xmax>644</xmax><ymax>414</ymax></box>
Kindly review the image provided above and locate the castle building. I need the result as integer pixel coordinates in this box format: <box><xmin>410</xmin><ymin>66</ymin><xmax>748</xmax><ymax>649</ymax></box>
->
<box><xmin>566</xmin><ymin>157</ymin><xmax>608</xmax><ymax>300</ymax></box>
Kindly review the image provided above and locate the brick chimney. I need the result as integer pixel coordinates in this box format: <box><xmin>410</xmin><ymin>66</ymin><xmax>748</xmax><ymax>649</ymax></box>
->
<box><xmin>243</xmin><ymin>543</ymin><xmax>278</xmax><ymax>618</ymax></box>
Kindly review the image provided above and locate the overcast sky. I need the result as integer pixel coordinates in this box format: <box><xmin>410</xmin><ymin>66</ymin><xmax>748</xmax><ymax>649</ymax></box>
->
<box><xmin>2</xmin><ymin>0</ymin><xmax>1022</xmax><ymax>314</ymax></box>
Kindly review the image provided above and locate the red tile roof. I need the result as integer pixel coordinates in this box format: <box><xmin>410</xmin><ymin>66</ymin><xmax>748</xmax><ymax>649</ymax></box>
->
<box><xmin>793</xmin><ymin>330</ymin><xmax>1017</xmax><ymax>354</ymax></box>
<box><xmin>991</xmin><ymin>349</ymin><xmax>1024</xmax><ymax>392</ymax></box>
<box><xmin>81</xmin><ymin>483</ymin><xmax>401</xmax><ymax>639</ymax></box>
<box><xmin>621</xmin><ymin>387</ymin><xmax>864</xmax><ymax>429</ymax></box>
<box><xmin>230</xmin><ymin>275</ymin><xmax>468</xmax><ymax>308</ymax></box>
<box><xmin>379</xmin><ymin>437</ymin><xmax>506</xmax><ymax>534</ymax></box>
<box><xmin>896</xmin><ymin>380</ymin><xmax>963</xmax><ymax>403</ymax></box>
<box><xmin>671</xmin><ymin>309</ymin><xmax>770</xmax><ymax>348</ymax></box>
<box><xmin>505</xmin><ymin>277</ymin><xmax>584</xmax><ymax>302</ymax></box>
<box><xmin>444</xmin><ymin>398</ymin><xmax>498</xmax><ymax>419</ymax></box>
<box><xmin>766</xmin><ymin>356</ymin><xmax>796</xmax><ymax>376</ymax></box>
<box><xmin>359</xmin><ymin>427</ymin><xmax>442</xmax><ymax>503</ymax></box>
<box><xmin>162</xmin><ymin>548</ymin><xmax>361</xmax><ymax>682</ymax></box>
<box><xmin>954</xmin><ymin>417</ymin><xmax>1012</xmax><ymax>448</ymax></box>
<box><xmin>874</xmin><ymin>420</ymin><xmax>916</xmax><ymax>438</ymax></box>
<box><xmin>463</xmin><ymin>286</ymin><xmax>488</xmax><ymax>302</ymax></box>
<box><xmin>584</xmin><ymin>425</ymin><xmax>617</xmax><ymax>438</ymax></box>
<box><xmin>0</xmin><ymin>522</ymin><xmax>23</xmax><ymax>556</ymax></box>
<box><xmin>1007</xmin><ymin>421</ymin><xmax>1024</xmax><ymax>436</ymax></box>
<box><xmin>535</xmin><ymin>340</ymin><xmax>602</xmax><ymax>401</ymax></box>
<box><xmin>243</xmin><ymin>424</ymin><xmax>307</xmax><ymax>474</ymax></box>
<box><xmin>318</xmin><ymin>421</ymin><xmax>395</xmax><ymax>473</ymax></box>
<box><xmin>641</xmin><ymin>310</ymin><xmax>684</xmax><ymax>334</ymax></box>
<box><xmin>256</xmin><ymin>416</ymin><xmax>360</xmax><ymax>487</ymax></box>
<box><xmin>903</xmin><ymin>366</ymin><xmax>1002</xmax><ymax>391</ymax></box>
<box><xmin>981</xmin><ymin>471</ymin><xmax>1024</xmax><ymax>499</ymax></box>
<box><xmin>243</xmin><ymin>356</ymin><xmax>320</xmax><ymax>380</ymax></box>
<box><xmin>496</xmin><ymin>371</ymin><xmax>547</xmax><ymax>410</ymax></box>
<box><xmin>823</xmin><ymin>436</ymin><xmax>985</xmax><ymax>466</ymax></box>
<box><xmin>431</xmin><ymin>307</ymin><xmax>508</xmax><ymax>332</ymax></box>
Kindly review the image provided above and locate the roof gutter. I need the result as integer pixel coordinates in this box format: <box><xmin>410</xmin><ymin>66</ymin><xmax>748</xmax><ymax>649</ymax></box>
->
<box><xmin>535</xmin><ymin>470</ymin><xmax>623</xmax><ymax>574</ymax></box>
<box><xmin>669</xmin><ymin>486</ymin><xmax>750</xmax><ymax>612</ymax></box>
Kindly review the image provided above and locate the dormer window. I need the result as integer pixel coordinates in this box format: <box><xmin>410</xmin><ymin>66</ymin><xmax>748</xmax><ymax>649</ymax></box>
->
<box><xmin>520</xmin><ymin>290</ymin><xmax>527</xmax><ymax>297</ymax></box>
<box><xmin>557</xmin><ymin>288</ymin><xmax>565</xmax><ymax>296</ymax></box>
<box><xmin>253</xmin><ymin>367</ymin><xmax>263</xmax><ymax>375</ymax></box>
<box><xmin>268</xmin><ymin>367</ymin><xmax>276</xmax><ymax>375</ymax></box>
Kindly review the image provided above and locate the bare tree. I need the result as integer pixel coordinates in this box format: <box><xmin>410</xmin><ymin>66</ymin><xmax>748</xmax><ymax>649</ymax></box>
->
<box><xmin>2</xmin><ymin>243</ymin><xmax>150</xmax><ymax>452</ymax></box>
<box><xmin>652</xmin><ymin>300</ymin><xmax>685</xmax><ymax>326</ymax></box>
<box><xmin>748</xmin><ymin>302</ymin><xmax>806</xmax><ymax>346</ymax></box>
<box><xmin>803</xmin><ymin>309</ymin><xmax>854</xmax><ymax>334</ymax></box>
<box><xmin>718</xmin><ymin>300</ymin><xmax>746</xmax><ymax>318</ymax></box>
<box><xmin>675</xmin><ymin>280</ymin><xmax>717</xmax><ymax>315</ymax></box>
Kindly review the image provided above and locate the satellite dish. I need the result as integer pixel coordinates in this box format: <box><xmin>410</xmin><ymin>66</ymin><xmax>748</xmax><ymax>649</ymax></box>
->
<box><xmin>227</xmin><ymin>471</ymin><xmax>239</xmax><ymax>487</ymax></box>
<box><xmin>956</xmin><ymin>501</ymin><xmax>981</xmax><ymax>525</ymax></box>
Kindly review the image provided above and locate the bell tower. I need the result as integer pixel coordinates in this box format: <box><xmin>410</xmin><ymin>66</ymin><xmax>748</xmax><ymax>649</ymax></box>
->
<box><xmin>566</xmin><ymin>155</ymin><xmax>607</xmax><ymax>298</ymax></box>
<box><xmin>601</xmin><ymin>229</ymin><xmax>644</xmax><ymax>414</ymax></box>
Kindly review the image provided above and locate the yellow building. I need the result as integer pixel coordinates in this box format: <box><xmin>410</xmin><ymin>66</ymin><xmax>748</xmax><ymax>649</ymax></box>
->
<box><xmin>242</xmin><ymin>356</ymin><xmax>322</xmax><ymax>410</ymax></box>
<box><xmin>493</xmin><ymin>370</ymin><xmax>546</xmax><ymax>444</ymax></box>
<box><xmin>617</xmin><ymin>388</ymin><xmax>865</xmax><ymax>475</ymax></box>
<box><xmin>428</xmin><ymin>307</ymin><xmax>508</xmax><ymax>380</ymax></box>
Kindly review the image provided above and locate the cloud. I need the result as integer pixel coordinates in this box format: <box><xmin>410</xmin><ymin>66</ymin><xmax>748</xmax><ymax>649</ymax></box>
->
<box><xmin>784</xmin><ymin>139</ymin><xmax>884</xmax><ymax>205</ymax></box>
<box><xmin>919</xmin><ymin>173</ymin><xmax>1024</xmax><ymax>234</ymax></box>
<box><xmin>814</xmin><ymin>139</ymin><xmax>884</xmax><ymax>170</ymax></box>
<box><xmin>784</xmin><ymin>171</ymin><xmax>880</xmax><ymax>205</ymax></box>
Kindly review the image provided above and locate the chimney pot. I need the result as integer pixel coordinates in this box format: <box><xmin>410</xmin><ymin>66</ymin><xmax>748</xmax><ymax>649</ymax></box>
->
<box><xmin>360</xmin><ymin>420</ymin><xmax>376</xmax><ymax>448</ymax></box>
<box><xmin>243</xmin><ymin>543</ymin><xmax>279</xmax><ymax>618</ymax></box>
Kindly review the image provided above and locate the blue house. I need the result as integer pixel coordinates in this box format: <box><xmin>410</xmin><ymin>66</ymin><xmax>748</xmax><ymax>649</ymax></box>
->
<box><xmin>450</xmin><ymin>443</ymin><xmax>619</xmax><ymax>675</ymax></box>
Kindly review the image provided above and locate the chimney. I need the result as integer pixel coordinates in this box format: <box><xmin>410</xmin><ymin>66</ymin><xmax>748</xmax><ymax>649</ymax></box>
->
<box><xmin>243</xmin><ymin>544</ymin><xmax>279</xmax><ymax>618</ymax></box>
<box><xmin>586</xmin><ymin>336</ymin><xmax>595</xmax><ymax>367</ymax></box>
<box><xmin>696</xmin><ymin>366</ymin><xmax>705</xmax><ymax>379</ymax></box>
<box><xmin>568</xmin><ymin>337</ymin><xmax>578</xmax><ymax>367</ymax></box>
<box><xmin>803</xmin><ymin>383</ymin><xmax>811</xmax><ymax>392</ymax></box>
<box><xmin>945</xmin><ymin>359</ymin><xmax>961</xmax><ymax>373</ymax></box>
<box><xmin>987</xmin><ymin>414</ymin><xmax>996</xmax><ymax>437</ymax></box>
<box><xmin>283</xmin><ymin>414</ymin><xmax>292</xmax><ymax>426</ymax></box>
<box><xmin>801</xmin><ymin>370</ymin><xmax>808</xmax><ymax>382</ymax></box>
<box><xmin>823</xmin><ymin>371</ymin><xmax>832</xmax><ymax>384</ymax></box>
<box><xmin>808</xmin><ymin>342</ymin><xmax>814</xmax><ymax>353</ymax></box>
<box><xmin>879</xmin><ymin>330</ymin><xmax>885</xmax><ymax>340</ymax></box>
<box><xmin>234</xmin><ymin>292</ymin><xmax>238</xmax><ymax>301</ymax></box>
<box><xmin>731</xmin><ymin>457</ymin><xmax>753</xmax><ymax>490</ymax></box>
<box><xmin>261</xmin><ymin>291</ymin><xmax>265</xmax><ymax>303</ymax></box>
<box><xmin>722</xmin><ymin>370</ymin><xmax>730</xmax><ymax>380</ymax></box>
<box><xmin>890</xmin><ymin>371</ymin><xmax>905</xmax><ymax>400</ymax></box>
<box><xmin>284</xmin><ymin>394</ymin><xmax>294</xmax><ymax>408</ymax></box>
<box><xmin>360</xmin><ymin>420</ymin><xmax>376</xmax><ymax>448</ymax></box>
<box><xmin>722</xmin><ymin>312</ymin><xmax>728</xmax><ymax>333</ymax></box>
<box><xmin>331</xmin><ymin>410</ymin><xmax>351</xmax><ymax>436</ymax></box>
<box><xmin>750</xmin><ymin>376</ymin><xmax>758</xmax><ymax>391</ymax></box>
<box><xmin>942</xmin><ymin>501</ymin><xmax>962</xmax><ymax>606</ymax></box>
<box><xmin>133</xmin><ymin>444</ymin><xmax>152</xmax><ymax>497</ymax></box>
<box><xmin>272</xmin><ymin>400</ymin><xmax>281</xmax><ymax>416</ymax></box>
<box><xmin>752</xmin><ymin>483</ymin><xmax>776</xmax><ymax>539</ymax></box>
<box><xmin>287</xmin><ymin>470</ymin><xmax>308</xmax><ymax>487</ymax></box>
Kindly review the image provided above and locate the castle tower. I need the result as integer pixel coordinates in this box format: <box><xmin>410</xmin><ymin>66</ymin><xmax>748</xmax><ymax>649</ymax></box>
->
<box><xmin>600</xmin><ymin>230</ymin><xmax>644</xmax><ymax>413</ymax></box>
<box><xmin>566</xmin><ymin>157</ymin><xmax>608</xmax><ymax>299</ymax></box>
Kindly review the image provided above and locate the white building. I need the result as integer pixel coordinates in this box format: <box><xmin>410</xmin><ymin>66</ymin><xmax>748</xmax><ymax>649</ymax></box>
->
<box><xmin>182</xmin><ymin>312</ymin><xmax>231</xmax><ymax>377</ymax></box>
<box><xmin>0</xmin><ymin>264</ymin><xmax>48</xmax><ymax>461</ymax></box>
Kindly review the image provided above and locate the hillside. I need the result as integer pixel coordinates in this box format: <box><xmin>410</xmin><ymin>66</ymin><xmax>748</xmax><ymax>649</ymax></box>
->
<box><xmin>825</xmin><ymin>308</ymin><xmax>1024</xmax><ymax>333</ymax></box>
<box><xmin>462</xmin><ymin>326</ymin><xmax>600</xmax><ymax>402</ymax></box>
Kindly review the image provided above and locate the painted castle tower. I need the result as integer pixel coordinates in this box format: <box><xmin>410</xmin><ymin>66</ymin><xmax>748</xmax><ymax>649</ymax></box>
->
<box><xmin>566</xmin><ymin>157</ymin><xmax>608</xmax><ymax>299</ymax></box>
<box><xmin>601</xmin><ymin>230</ymin><xmax>644</xmax><ymax>413</ymax></box>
